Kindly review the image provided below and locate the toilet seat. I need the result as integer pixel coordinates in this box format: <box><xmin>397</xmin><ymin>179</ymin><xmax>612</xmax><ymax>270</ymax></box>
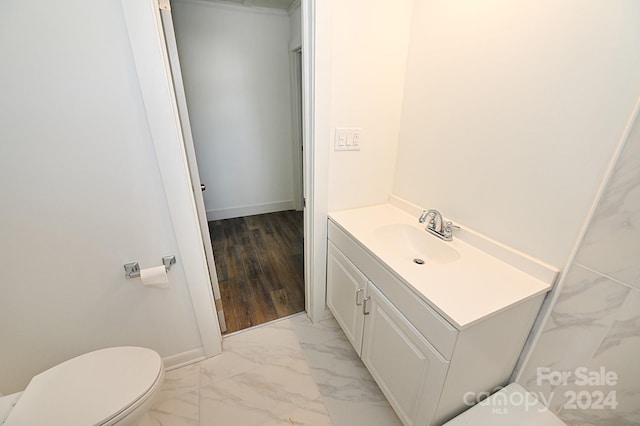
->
<box><xmin>5</xmin><ymin>347</ymin><xmax>163</xmax><ymax>426</ymax></box>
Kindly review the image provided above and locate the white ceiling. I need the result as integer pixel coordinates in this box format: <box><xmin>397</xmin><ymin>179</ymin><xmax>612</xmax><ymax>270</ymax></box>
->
<box><xmin>204</xmin><ymin>0</ymin><xmax>298</xmax><ymax>11</ymax></box>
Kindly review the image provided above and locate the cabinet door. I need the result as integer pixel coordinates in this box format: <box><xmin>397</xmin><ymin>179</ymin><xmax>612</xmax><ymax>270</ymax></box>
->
<box><xmin>327</xmin><ymin>242</ymin><xmax>367</xmax><ymax>355</ymax></box>
<box><xmin>361</xmin><ymin>282</ymin><xmax>449</xmax><ymax>426</ymax></box>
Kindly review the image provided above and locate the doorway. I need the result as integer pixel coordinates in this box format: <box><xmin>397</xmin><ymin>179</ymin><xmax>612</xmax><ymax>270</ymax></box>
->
<box><xmin>166</xmin><ymin>0</ymin><xmax>305</xmax><ymax>334</ymax></box>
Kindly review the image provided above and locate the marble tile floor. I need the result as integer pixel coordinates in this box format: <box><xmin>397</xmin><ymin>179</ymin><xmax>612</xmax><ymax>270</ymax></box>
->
<box><xmin>147</xmin><ymin>313</ymin><xmax>402</xmax><ymax>426</ymax></box>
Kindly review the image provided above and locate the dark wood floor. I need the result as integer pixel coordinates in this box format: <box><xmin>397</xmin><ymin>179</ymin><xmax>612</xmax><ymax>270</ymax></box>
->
<box><xmin>209</xmin><ymin>210</ymin><xmax>304</xmax><ymax>334</ymax></box>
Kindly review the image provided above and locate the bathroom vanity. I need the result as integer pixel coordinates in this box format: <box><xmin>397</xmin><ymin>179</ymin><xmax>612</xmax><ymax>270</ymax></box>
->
<box><xmin>326</xmin><ymin>201</ymin><xmax>557</xmax><ymax>425</ymax></box>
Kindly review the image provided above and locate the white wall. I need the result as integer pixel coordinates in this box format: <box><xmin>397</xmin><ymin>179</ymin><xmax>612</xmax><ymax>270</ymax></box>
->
<box><xmin>307</xmin><ymin>0</ymin><xmax>413</xmax><ymax>321</ymax></box>
<box><xmin>172</xmin><ymin>1</ymin><xmax>295</xmax><ymax>220</ymax></box>
<box><xmin>393</xmin><ymin>0</ymin><xmax>640</xmax><ymax>266</ymax></box>
<box><xmin>0</xmin><ymin>0</ymin><xmax>203</xmax><ymax>394</ymax></box>
<box><xmin>323</xmin><ymin>0</ymin><xmax>414</xmax><ymax>212</ymax></box>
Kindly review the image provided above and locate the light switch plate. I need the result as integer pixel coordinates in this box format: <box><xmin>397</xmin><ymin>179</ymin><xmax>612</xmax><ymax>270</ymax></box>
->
<box><xmin>334</xmin><ymin>128</ymin><xmax>361</xmax><ymax>151</ymax></box>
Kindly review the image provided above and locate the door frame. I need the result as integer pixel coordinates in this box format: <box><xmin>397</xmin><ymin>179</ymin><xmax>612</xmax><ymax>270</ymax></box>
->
<box><xmin>303</xmin><ymin>0</ymin><xmax>330</xmax><ymax>322</ymax></box>
<box><xmin>289</xmin><ymin>45</ymin><xmax>304</xmax><ymax>212</ymax></box>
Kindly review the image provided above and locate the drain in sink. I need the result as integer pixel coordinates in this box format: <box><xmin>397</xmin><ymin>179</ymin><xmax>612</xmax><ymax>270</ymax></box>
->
<box><xmin>413</xmin><ymin>258</ymin><xmax>425</xmax><ymax>265</ymax></box>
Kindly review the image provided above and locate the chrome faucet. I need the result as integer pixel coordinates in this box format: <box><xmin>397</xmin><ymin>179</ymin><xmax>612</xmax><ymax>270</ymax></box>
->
<box><xmin>419</xmin><ymin>209</ymin><xmax>443</xmax><ymax>231</ymax></box>
<box><xmin>418</xmin><ymin>209</ymin><xmax>460</xmax><ymax>242</ymax></box>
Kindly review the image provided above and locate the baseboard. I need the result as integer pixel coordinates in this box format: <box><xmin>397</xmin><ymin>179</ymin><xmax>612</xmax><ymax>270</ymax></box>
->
<box><xmin>206</xmin><ymin>200</ymin><xmax>295</xmax><ymax>221</ymax></box>
<box><xmin>162</xmin><ymin>347</ymin><xmax>207</xmax><ymax>371</ymax></box>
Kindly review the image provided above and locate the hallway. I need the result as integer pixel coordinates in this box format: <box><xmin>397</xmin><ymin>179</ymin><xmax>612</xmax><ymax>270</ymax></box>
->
<box><xmin>209</xmin><ymin>210</ymin><xmax>304</xmax><ymax>334</ymax></box>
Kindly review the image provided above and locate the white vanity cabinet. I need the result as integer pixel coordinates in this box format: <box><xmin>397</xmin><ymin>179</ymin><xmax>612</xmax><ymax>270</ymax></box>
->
<box><xmin>327</xmin><ymin>218</ymin><xmax>550</xmax><ymax>425</ymax></box>
<box><xmin>328</xmin><ymin>241</ymin><xmax>449</xmax><ymax>425</ymax></box>
<box><xmin>361</xmin><ymin>282</ymin><xmax>449</xmax><ymax>425</ymax></box>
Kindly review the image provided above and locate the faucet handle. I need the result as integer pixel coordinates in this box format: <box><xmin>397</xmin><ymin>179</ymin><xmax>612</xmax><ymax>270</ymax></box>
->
<box><xmin>442</xmin><ymin>221</ymin><xmax>460</xmax><ymax>241</ymax></box>
<box><xmin>445</xmin><ymin>221</ymin><xmax>460</xmax><ymax>231</ymax></box>
<box><xmin>418</xmin><ymin>210</ymin><xmax>429</xmax><ymax>224</ymax></box>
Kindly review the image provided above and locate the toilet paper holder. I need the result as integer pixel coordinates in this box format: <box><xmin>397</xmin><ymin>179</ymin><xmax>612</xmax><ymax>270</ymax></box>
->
<box><xmin>124</xmin><ymin>255</ymin><xmax>176</xmax><ymax>279</ymax></box>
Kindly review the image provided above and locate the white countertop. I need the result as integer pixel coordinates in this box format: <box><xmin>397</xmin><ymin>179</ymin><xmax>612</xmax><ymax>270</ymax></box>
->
<box><xmin>329</xmin><ymin>203</ymin><xmax>554</xmax><ymax>329</ymax></box>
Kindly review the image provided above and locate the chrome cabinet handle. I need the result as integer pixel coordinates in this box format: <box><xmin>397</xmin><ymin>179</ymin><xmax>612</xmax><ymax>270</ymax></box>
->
<box><xmin>363</xmin><ymin>296</ymin><xmax>371</xmax><ymax>315</ymax></box>
<box><xmin>355</xmin><ymin>288</ymin><xmax>365</xmax><ymax>305</ymax></box>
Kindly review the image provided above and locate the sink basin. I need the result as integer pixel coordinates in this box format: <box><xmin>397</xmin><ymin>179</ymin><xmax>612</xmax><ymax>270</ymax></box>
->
<box><xmin>373</xmin><ymin>224</ymin><xmax>461</xmax><ymax>265</ymax></box>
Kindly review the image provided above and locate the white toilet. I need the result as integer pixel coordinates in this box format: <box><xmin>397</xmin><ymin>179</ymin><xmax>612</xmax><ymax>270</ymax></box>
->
<box><xmin>0</xmin><ymin>347</ymin><xmax>164</xmax><ymax>426</ymax></box>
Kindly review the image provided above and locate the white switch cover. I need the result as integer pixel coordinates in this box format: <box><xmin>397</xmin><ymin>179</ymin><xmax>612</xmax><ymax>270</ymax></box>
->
<box><xmin>334</xmin><ymin>128</ymin><xmax>361</xmax><ymax>151</ymax></box>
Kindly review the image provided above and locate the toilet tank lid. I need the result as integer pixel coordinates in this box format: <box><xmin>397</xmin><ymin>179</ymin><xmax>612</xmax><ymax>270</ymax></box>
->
<box><xmin>5</xmin><ymin>346</ymin><xmax>163</xmax><ymax>426</ymax></box>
